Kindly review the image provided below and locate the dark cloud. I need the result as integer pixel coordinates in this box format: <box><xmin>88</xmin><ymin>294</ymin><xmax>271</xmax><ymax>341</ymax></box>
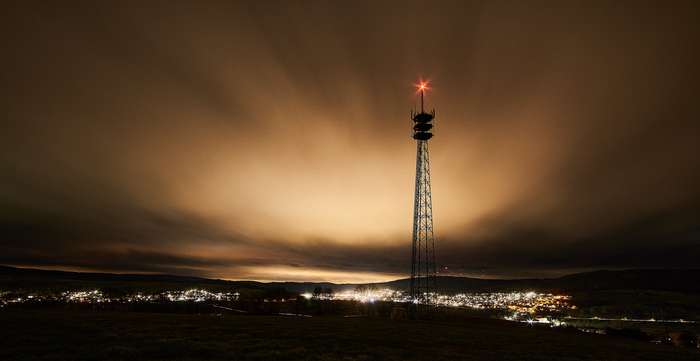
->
<box><xmin>1</xmin><ymin>1</ymin><xmax>699</xmax><ymax>281</ymax></box>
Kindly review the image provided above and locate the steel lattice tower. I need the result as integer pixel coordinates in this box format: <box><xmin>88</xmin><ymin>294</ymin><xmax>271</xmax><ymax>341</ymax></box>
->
<box><xmin>410</xmin><ymin>82</ymin><xmax>437</xmax><ymax>305</ymax></box>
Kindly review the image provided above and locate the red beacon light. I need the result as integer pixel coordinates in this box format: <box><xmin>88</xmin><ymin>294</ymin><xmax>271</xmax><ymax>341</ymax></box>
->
<box><xmin>411</xmin><ymin>79</ymin><xmax>435</xmax><ymax>140</ymax></box>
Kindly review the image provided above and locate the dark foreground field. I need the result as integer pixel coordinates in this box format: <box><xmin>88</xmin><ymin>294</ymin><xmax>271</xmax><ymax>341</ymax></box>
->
<box><xmin>1</xmin><ymin>310</ymin><xmax>698</xmax><ymax>361</ymax></box>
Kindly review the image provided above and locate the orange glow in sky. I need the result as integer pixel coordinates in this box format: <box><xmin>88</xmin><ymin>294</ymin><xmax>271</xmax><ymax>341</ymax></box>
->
<box><xmin>3</xmin><ymin>1</ymin><xmax>699</xmax><ymax>282</ymax></box>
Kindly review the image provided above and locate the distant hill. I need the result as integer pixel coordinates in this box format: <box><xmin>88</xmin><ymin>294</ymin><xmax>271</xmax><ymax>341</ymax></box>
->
<box><xmin>1</xmin><ymin>265</ymin><xmax>698</xmax><ymax>294</ymax></box>
<box><xmin>549</xmin><ymin>269</ymin><xmax>700</xmax><ymax>293</ymax></box>
<box><xmin>369</xmin><ymin>269</ymin><xmax>700</xmax><ymax>294</ymax></box>
<box><xmin>0</xmin><ymin>265</ymin><xmax>266</xmax><ymax>292</ymax></box>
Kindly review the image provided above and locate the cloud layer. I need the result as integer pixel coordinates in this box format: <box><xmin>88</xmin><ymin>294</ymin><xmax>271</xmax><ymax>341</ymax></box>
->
<box><xmin>1</xmin><ymin>1</ymin><xmax>699</xmax><ymax>281</ymax></box>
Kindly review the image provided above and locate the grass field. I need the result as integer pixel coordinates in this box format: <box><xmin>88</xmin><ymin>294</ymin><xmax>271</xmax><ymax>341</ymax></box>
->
<box><xmin>1</xmin><ymin>309</ymin><xmax>698</xmax><ymax>361</ymax></box>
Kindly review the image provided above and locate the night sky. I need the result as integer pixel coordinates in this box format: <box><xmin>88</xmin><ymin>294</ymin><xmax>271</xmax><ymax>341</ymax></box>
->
<box><xmin>2</xmin><ymin>1</ymin><xmax>699</xmax><ymax>282</ymax></box>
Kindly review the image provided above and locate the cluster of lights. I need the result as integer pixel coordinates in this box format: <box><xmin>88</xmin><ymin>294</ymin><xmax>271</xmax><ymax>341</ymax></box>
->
<box><xmin>564</xmin><ymin>316</ymin><xmax>696</xmax><ymax>324</ymax></box>
<box><xmin>63</xmin><ymin>290</ymin><xmax>105</xmax><ymax>303</ymax></box>
<box><xmin>432</xmin><ymin>292</ymin><xmax>574</xmax><ymax>313</ymax></box>
<box><xmin>162</xmin><ymin>289</ymin><xmax>238</xmax><ymax>303</ymax></box>
<box><xmin>2</xmin><ymin>292</ymin><xmax>52</xmax><ymax>305</ymax></box>
<box><xmin>504</xmin><ymin>313</ymin><xmax>568</xmax><ymax>327</ymax></box>
<box><xmin>303</xmin><ymin>288</ymin><xmax>405</xmax><ymax>303</ymax></box>
<box><xmin>0</xmin><ymin>291</ymin><xmax>9</xmax><ymax>307</ymax></box>
<box><xmin>0</xmin><ymin>289</ymin><xmax>239</xmax><ymax>305</ymax></box>
<box><xmin>300</xmin><ymin>289</ymin><xmax>574</xmax><ymax>313</ymax></box>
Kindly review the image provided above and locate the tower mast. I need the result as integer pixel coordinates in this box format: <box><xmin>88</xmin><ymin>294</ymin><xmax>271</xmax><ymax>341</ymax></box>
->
<box><xmin>410</xmin><ymin>81</ymin><xmax>437</xmax><ymax>308</ymax></box>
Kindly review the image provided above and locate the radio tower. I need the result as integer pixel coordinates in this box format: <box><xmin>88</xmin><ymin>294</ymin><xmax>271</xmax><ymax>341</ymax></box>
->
<box><xmin>410</xmin><ymin>80</ymin><xmax>437</xmax><ymax>306</ymax></box>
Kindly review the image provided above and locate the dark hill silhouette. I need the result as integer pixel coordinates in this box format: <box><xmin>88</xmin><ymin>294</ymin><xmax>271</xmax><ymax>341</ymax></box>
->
<box><xmin>371</xmin><ymin>270</ymin><xmax>700</xmax><ymax>294</ymax></box>
<box><xmin>1</xmin><ymin>265</ymin><xmax>698</xmax><ymax>293</ymax></box>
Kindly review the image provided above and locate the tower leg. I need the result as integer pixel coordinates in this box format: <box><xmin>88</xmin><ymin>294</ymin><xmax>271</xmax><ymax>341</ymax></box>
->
<box><xmin>410</xmin><ymin>140</ymin><xmax>436</xmax><ymax>310</ymax></box>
